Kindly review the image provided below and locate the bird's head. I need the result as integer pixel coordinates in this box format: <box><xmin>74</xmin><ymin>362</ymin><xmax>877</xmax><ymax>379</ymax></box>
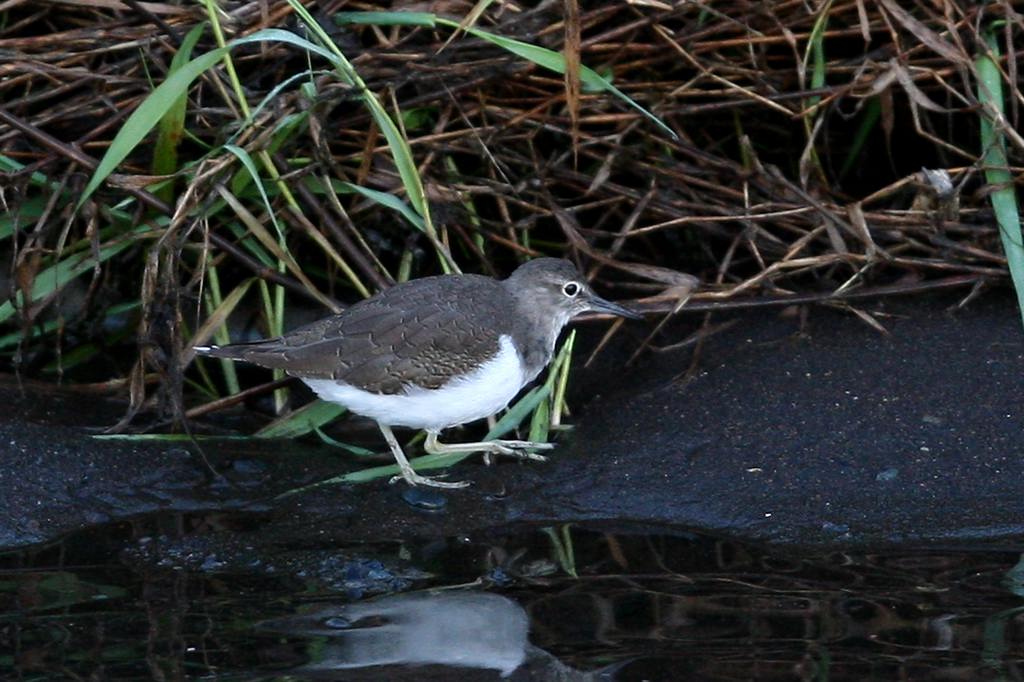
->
<box><xmin>503</xmin><ymin>258</ymin><xmax>642</xmax><ymax>326</ymax></box>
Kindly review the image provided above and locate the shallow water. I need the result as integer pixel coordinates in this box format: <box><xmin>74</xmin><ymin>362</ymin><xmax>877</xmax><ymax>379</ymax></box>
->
<box><xmin>2</xmin><ymin>513</ymin><xmax>1023</xmax><ymax>681</ymax></box>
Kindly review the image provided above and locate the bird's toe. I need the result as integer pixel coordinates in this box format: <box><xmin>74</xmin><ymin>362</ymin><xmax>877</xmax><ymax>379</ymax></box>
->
<box><xmin>390</xmin><ymin>473</ymin><xmax>471</xmax><ymax>489</ymax></box>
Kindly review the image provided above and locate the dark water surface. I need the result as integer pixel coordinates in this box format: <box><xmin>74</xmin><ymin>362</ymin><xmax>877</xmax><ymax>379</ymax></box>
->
<box><xmin>2</xmin><ymin>513</ymin><xmax>1023</xmax><ymax>681</ymax></box>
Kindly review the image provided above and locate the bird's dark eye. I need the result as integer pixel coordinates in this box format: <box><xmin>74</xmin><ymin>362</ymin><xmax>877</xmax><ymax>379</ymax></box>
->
<box><xmin>562</xmin><ymin>281</ymin><xmax>581</xmax><ymax>297</ymax></box>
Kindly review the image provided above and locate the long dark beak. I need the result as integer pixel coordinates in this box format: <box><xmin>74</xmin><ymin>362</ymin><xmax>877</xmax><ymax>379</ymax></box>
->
<box><xmin>585</xmin><ymin>293</ymin><xmax>644</xmax><ymax>320</ymax></box>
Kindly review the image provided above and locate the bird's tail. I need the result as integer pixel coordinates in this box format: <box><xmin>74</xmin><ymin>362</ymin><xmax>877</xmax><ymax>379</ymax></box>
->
<box><xmin>193</xmin><ymin>344</ymin><xmax>245</xmax><ymax>360</ymax></box>
<box><xmin>193</xmin><ymin>339</ymin><xmax>294</xmax><ymax>369</ymax></box>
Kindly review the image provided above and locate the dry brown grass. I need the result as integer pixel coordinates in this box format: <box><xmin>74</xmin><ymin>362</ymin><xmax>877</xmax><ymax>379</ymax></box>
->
<box><xmin>1</xmin><ymin>0</ymin><xmax>1021</xmax><ymax>407</ymax></box>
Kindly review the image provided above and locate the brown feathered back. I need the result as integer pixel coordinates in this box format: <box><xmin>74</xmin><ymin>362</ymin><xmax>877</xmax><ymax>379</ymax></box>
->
<box><xmin>197</xmin><ymin>274</ymin><xmax>515</xmax><ymax>394</ymax></box>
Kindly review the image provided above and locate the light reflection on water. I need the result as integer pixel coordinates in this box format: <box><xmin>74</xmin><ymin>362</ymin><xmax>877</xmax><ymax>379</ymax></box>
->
<box><xmin>1</xmin><ymin>514</ymin><xmax>1023</xmax><ymax>680</ymax></box>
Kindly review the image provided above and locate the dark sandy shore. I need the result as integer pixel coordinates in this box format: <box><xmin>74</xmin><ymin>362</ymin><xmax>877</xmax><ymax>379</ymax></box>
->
<box><xmin>2</xmin><ymin>291</ymin><xmax>1022</xmax><ymax>557</ymax></box>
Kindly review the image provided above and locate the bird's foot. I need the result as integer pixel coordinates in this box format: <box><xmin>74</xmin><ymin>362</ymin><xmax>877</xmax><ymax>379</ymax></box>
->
<box><xmin>389</xmin><ymin>471</ymin><xmax>471</xmax><ymax>489</ymax></box>
<box><xmin>423</xmin><ymin>433</ymin><xmax>554</xmax><ymax>465</ymax></box>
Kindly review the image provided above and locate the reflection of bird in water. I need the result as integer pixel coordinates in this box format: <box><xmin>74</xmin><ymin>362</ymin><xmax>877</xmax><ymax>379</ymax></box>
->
<box><xmin>257</xmin><ymin>590</ymin><xmax>625</xmax><ymax>680</ymax></box>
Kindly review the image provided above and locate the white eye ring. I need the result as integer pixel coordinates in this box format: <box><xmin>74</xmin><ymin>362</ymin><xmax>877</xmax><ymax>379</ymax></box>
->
<box><xmin>562</xmin><ymin>281</ymin><xmax>581</xmax><ymax>297</ymax></box>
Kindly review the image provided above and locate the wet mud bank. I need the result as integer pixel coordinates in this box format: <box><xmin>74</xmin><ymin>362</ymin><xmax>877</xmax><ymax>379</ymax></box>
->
<box><xmin>2</xmin><ymin>292</ymin><xmax>1022</xmax><ymax>556</ymax></box>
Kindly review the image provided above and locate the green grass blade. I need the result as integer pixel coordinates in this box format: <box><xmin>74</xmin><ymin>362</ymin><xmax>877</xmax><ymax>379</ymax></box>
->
<box><xmin>485</xmin><ymin>384</ymin><xmax>552</xmax><ymax>440</ymax></box>
<box><xmin>839</xmin><ymin>98</ymin><xmax>881</xmax><ymax>180</ymax></box>
<box><xmin>0</xmin><ymin>301</ymin><xmax>139</xmax><ymax>350</ymax></box>
<box><xmin>336</xmin><ymin>181</ymin><xmax>427</xmax><ymax>232</ymax></box>
<box><xmin>233</xmin><ymin>27</ymin><xmax>339</xmax><ymax>63</ymax></box>
<box><xmin>330</xmin><ymin>451</ymin><xmax>469</xmax><ymax>485</ymax></box>
<box><xmin>333</xmin><ymin>12</ymin><xmax>437</xmax><ymax>27</ymax></box>
<box><xmin>550</xmin><ymin>329</ymin><xmax>575</xmax><ymax>427</ymax></box>
<box><xmin>313</xmin><ymin>427</ymin><xmax>377</xmax><ymax>457</ymax></box>
<box><xmin>0</xmin><ymin>153</ymin><xmax>61</xmax><ymax>190</ymax></box>
<box><xmin>255</xmin><ymin>399</ymin><xmax>347</xmax><ymax>438</ymax></box>
<box><xmin>223</xmin><ymin>143</ymin><xmax>286</xmax><ymax>241</ymax></box>
<box><xmin>77</xmin><ymin>47</ymin><xmax>228</xmax><ymax>208</ymax></box>
<box><xmin>976</xmin><ymin>30</ymin><xmax>1024</xmax><ymax>328</ymax></box>
<box><xmin>542</xmin><ymin>525</ymin><xmax>578</xmax><ymax>577</ymax></box>
<box><xmin>529</xmin><ymin>331</ymin><xmax>574</xmax><ymax>440</ymax></box>
<box><xmin>226</xmin><ymin>69</ymin><xmax>324</xmax><ymax>151</ymax></box>
<box><xmin>93</xmin><ymin>434</ymin><xmax>252</xmax><ymax>441</ymax></box>
<box><xmin>0</xmin><ymin>232</ymin><xmax>140</xmax><ymax>323</ymax></box>
<box><xmin>335</xmin><ymin>12</ymin><xmax>677</xmax><ymax>140</ymax></box>
<box><xmin>199</xmin><ymin>268</ymin><xmax>245</xmax><ymax>394</ymax></box>
<box><xmin>802</xmin><ymin>0</ymin><xmax>831</xmax><ymax>110</ymax></box>
<box><xmin>152</xmin><ymin>22</ymin><xmax>206</xmax><ymax>200</ymax></box>
<box><xmin>529</xmin><ymin>393</ymin><xmax>551</xmax><ymax>444</ymax></box>
<box><xmin>0</xmin><ymin>195</ymin><xmax>46</xmax><ymax>241</ymax></box>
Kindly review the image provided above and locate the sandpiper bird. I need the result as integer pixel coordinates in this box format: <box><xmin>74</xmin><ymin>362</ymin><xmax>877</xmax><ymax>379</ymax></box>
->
<box><xmin>194</xmin><ymin>258</ymin><xmax>640</xmax><ymax>488</ymax></box>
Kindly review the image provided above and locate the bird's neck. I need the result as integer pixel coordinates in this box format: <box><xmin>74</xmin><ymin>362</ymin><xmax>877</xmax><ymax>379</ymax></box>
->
<box><xmin>508</xmin><ymin>302</ymin><xmax>570</xmax><ymax>384</ymax></box>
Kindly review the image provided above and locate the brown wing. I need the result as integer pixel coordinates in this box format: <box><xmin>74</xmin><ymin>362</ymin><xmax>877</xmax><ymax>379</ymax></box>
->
<box><xmin>203</xmin><ymin>274</ymin><xmax>514</xmax><ymax>394</ymax></box>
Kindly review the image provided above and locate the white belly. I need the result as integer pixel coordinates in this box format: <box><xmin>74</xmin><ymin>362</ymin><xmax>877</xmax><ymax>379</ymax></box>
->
<box><xmin>303</xmin><ymin>335</ymin><xmax>527</xmax><ymax>432</ymax></box>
